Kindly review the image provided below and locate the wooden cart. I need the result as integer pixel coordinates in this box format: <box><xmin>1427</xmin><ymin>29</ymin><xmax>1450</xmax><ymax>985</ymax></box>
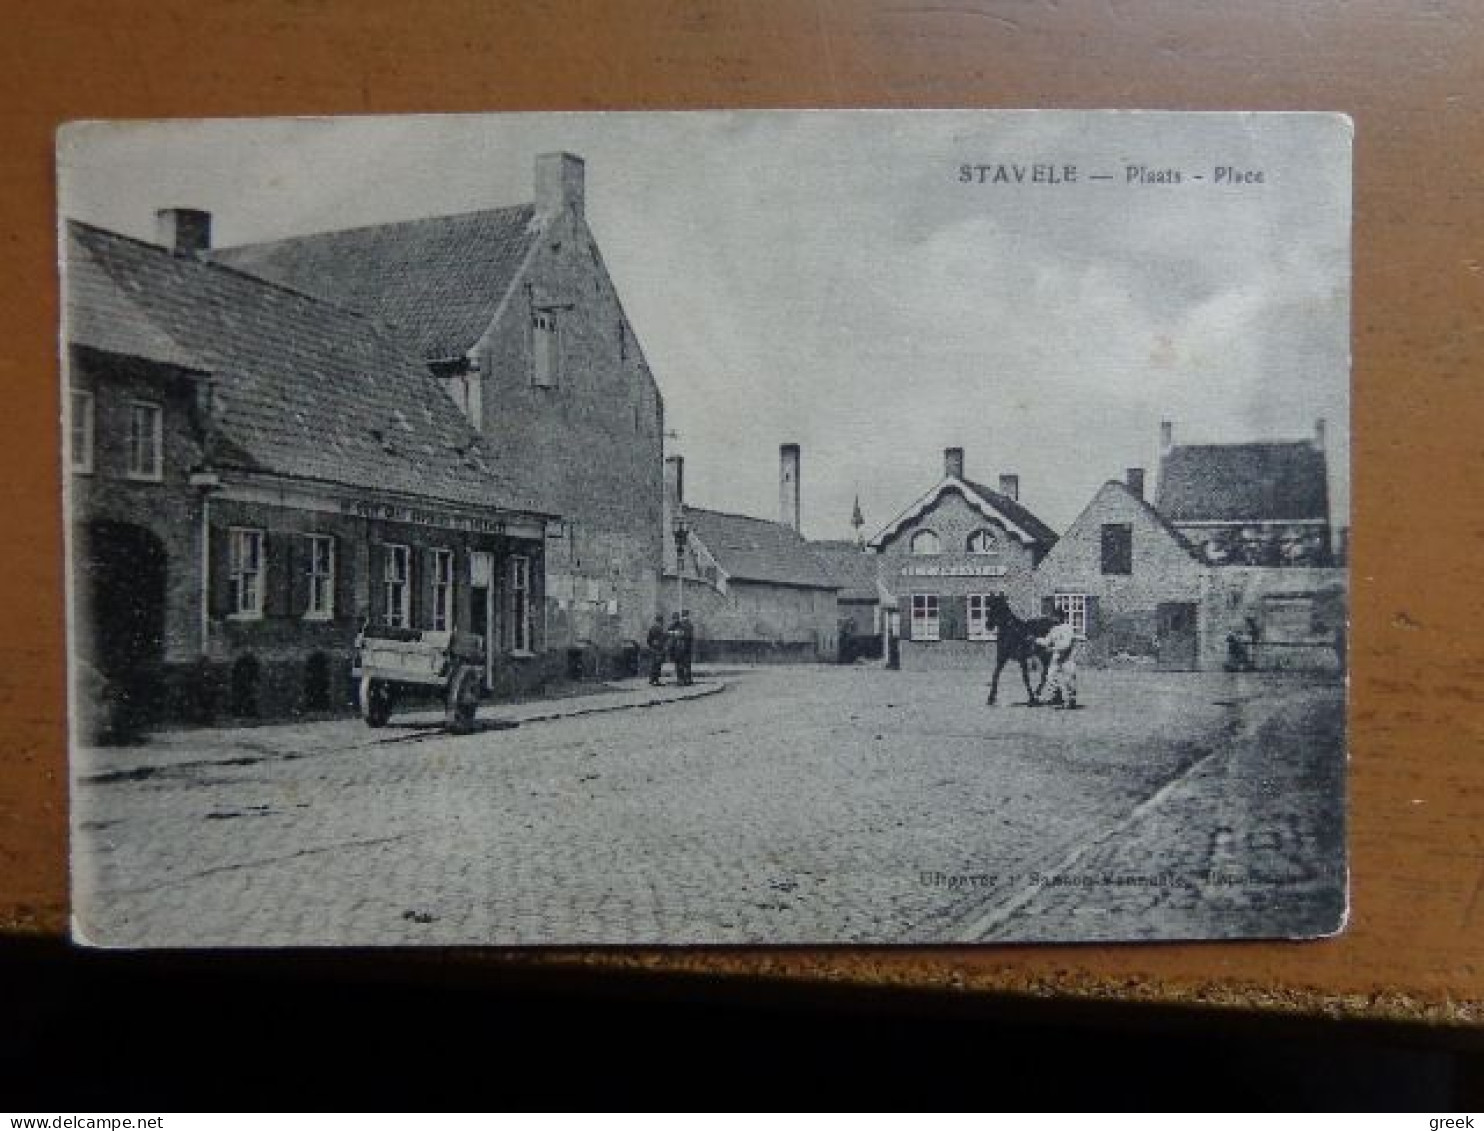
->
<box><xmin>351</xmin><ymin>625</ymin><xmax>486</xmax><ymax>733</ymax></box>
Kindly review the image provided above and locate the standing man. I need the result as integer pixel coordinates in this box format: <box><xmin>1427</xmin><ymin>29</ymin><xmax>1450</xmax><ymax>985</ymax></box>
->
<box><xmin>646</xmin><ymin>613</ymin><xmax>668</xmax><ymax>686</ymax></box>
<box><xmin>666</xmin><ymin>612</ymin><xmax>684</xmax><ymax>686</ymax></box>
<box><xmin>1037</xmin><ymin>607</ymin><xmax>1079</xmax><ymax>709</ymax></box>
<box><xmin>677</xmin><ymin>610</ymin><xmax>697</xmax><ymax>686</ymax></box>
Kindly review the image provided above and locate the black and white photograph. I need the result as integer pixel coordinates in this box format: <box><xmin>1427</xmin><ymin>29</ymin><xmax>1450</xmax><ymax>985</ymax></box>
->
<box><xmin>60</xmin><ymin>110</ymin><xmax>1351</xmax><ymax>945</ymax></box>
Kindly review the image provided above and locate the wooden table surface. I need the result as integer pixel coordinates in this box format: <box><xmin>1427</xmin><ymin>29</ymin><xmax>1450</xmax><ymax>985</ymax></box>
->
<box><xmin>2</xmin><ymin>0</ymin><xmax>1481</xmax><ymax>1025</ymax></box>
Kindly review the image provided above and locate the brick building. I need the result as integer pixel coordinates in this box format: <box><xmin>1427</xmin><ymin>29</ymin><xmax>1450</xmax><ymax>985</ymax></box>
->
<box><xmin>868</xmin><ymin>448</ymin><xmax>1057</xmax><ymax>670</ymax></box>
<box><xmin>216</xmin><ymin>153</ymin><xmax>666</xmax><ymax>660</ymax></box>
<box><xmin>660</xmin><ymin>448</ymin><xmax>840</xmax><ymax>663</ymax></box>
<box><xmin>808</xmin><ymin>539</ymin><xmax>887</xmax><ymax>662</ymax></box>
<box><xmin>1031</xmin><ymin>469</ymin><xmax>1208</xmax><ymax>668</ymax></box>
<box><xmin>64</xmin><ymin>218</ymin><xmax>553</xmax><ymax>729</ymax></box>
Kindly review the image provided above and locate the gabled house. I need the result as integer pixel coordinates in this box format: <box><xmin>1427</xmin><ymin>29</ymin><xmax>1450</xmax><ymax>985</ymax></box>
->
<box><xmin>64</xmin><ymin>217</ymin><xmax>554</xmax><ymax>726</ymax></box>
<box><xmin>215</xmin><ymin>153</ymin><xmax>666</xmax><ymax>658</ymax></box>
<box><xmin>868</xmin><ymin>447</ymin><xmax>1057</xmax><ymax>670</ymax></box>
<box><xmin>1155</xmin><ymin>418</ymin><xmax>1333</xmax><ymax>567</ymax></box>
<box><xmin>1031</xmin><ymin>469</ymin><xmax>1207</xmax><ymax>669</ymax></box>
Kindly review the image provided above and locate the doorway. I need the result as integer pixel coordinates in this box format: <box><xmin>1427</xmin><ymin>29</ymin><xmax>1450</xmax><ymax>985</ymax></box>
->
<box><xmin>469</xmin><ymin>551</ymin><xmax>496</xmax><ymax>690</ymax></box>
<box><xmin>1156</xmin><ymin>601</ymin><xmax>1199</xmax><ymax>670</ymax></box>
<box><xmin>78</xmin><ymin>521</ymin><xmax>168</xmax><ymax>725</ymax></box>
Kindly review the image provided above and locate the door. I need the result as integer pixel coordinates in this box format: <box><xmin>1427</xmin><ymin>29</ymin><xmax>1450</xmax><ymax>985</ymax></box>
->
<box><xmin>469</xmin><ymin>551</ymin><xmax>496</xmax><ymax>689</ymax></box>
<box><xmin>1156</xmin><ymin>601</ymin><xmax>1199</xmax><ymax>670</ymax></box>
<box><xmin>79</xmin><ymin>521</ymin><xmax>168</xmax><ymax>727</ymax></box>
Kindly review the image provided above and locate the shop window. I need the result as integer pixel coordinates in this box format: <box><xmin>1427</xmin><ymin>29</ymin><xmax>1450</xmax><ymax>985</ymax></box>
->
<box><xmin>509</xmin><ymin>555</ymin><xmax>533</xmax><ymax>653</ymax></box>
<box><xmin>967</xmin><ymin>594</ymin><xmax>1001</xmax><ymax>641</ymax></box>
<box><xmin>228</xmin><ymin>528</ymin><xmax>265</xmax><ymax>619</ymax></box>
<box><xmin>1101</xmin><ymin>523</ymin><xmax>1133</xmax><ymax>575</ymax></box>
<box><xmin>1054</xmin><ymin>593</ymin><xmax>1088</xmax><ymax>639</ymax></box>
<box><xmin>431</xmin><ymin>548</ymin><xmax>454</xmax><ymax>631</ymax></box>
<box><xmin>911</xmin><ymin>594</ymin><xmax>940</xmax><ymax>641</ymax></box>
<box><xmin>966</xmin><ymin>529</ymin><xmax>999</xmax><ymax>555</ymax></box>
<box><xmin>382</xmin><ymin>544</ymin><xmax>411</xmax><ymax>628</ymax></box>
<box><xmin>910</xmin><ymin>529</ymin><xmax>941</xmax><ymax>556</ymax></box>
<box><xmin>305</xmin><ymin>535</ymin><xmax>335</xmax><ymax>619</ymax></box>
<box><xmin>70</xmin><ymin>390</ymin><xmax>94</xmax><ymax>473</ymax></box>
<box><xmin>126</xmin><ymin>400</ymin><xmax>163</xmax><ymax>481</ymax></box>
<box><xmin>532</xmin><ymin>311</ymin><xmax>559</xmax><ymax>388</ymax></box>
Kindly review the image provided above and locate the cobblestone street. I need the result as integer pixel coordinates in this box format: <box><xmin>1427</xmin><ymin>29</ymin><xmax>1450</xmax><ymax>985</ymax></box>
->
<box><xmin>72</xmin><ymin>666</ymin><xmax>1346</xmax><ymax>945</ymax></box>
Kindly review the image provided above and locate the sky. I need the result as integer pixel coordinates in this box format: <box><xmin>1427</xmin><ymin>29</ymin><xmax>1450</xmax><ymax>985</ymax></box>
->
<box><xmin>58</xmin><ymin>110</ymin><xmax>1352</xmax><ymax>539</ymax></box>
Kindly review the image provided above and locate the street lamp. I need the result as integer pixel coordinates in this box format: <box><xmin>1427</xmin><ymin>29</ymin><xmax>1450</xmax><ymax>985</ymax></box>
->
<box><xmin>672</xmin><ymin>507</ymin><xmax>690</xmax><ymax>620</ymax></box>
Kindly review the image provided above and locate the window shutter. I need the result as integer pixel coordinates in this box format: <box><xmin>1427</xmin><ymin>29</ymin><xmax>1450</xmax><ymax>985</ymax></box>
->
<box><xmin>291</xmin><ymin>536</ymin><xmax>311</xmax><ymax>617</ymax></box>
<box><xmin>421</xmin><ymin>549</ymin><xmax>439</xmax><ymax>629</ymax></box>
<box><xmin>368</xmin><ymin>543</ymin><xmax>387</xmax><ymax>624</ymax></box>
<box><xmin>1041</xmin><ymin>596</ymin><xmax>1055</xmax><ymax>619</ymax></box>
<box><xmin>942</xmin><ymin>595</ymin><xmax>967</xmax><ymax>641</ymax></box>
<box><xmin>1085</xmin><ymin>596</ymin><xmax>1101</xmax><ymax>638</ymax></box>
<box><xmin>267</xmin><ymin>534</ymin><xmax>294</xmax><ymax>617</ymax></box>
<box><xmin>209</xmin><ymin>525</ymin><xmax>233</xmax><ymax>618</ymax></box>
<box><xmin>334</xmin><ymin>536</ymin><xmax>355</xmax><ymax>622</ymax></box>
<box><xmin>898</xmin><ymin>595</ymin><xmax>913</xmax><ymax>641</ymax></box>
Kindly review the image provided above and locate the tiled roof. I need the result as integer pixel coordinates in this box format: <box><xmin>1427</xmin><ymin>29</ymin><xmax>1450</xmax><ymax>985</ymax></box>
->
<box><xmin>65</xmin><ymin>221</ymin><xmax>548</xmax><ymax>515</ymax></box>
<box><xmin>960</xmin><ymin>478</ymin><xmax>1060</xmax><ymax>545</ymax></box>
<box><xmin>212</xmin><ymin>205</ymin><xmax>540</xmax><ymax>361</ymax></box>
<box><xmin>1156</xmin><ymin>442</ymin><xmax>1329</xmax><ymax>523</ymax></box>
<box><xmin>808</xmin><ymin>540</ymin><xmax>881</xmax><ymax>600</ymax></box>
<box><xmin>66</xmin><ymin>232</ymin><xmax>204</xmax><ymax>371</ymax></box>
<box><xmin>685</xmin><ymin>508</ymin><xmax>838</xmax><ymax>590</ymax></box>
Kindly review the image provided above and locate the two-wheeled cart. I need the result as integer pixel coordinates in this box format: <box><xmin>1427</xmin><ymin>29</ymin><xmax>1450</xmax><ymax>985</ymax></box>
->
<box><xmin>352</xmin><ymin>625</ymin><xmax>486</xmax><ymax>733</ymax></box>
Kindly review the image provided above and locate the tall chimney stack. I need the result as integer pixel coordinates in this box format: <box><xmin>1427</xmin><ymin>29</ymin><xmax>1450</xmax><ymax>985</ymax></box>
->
<box><xmin>1314</xmin><ymin>417</ymin><xmax>1327</xmax><ymax>451</ymax></box>
<box><xmin>155</xmin><ymin>208</ymin><xmax>212</xmax><ymax>255</ymax></box>
<box><xmin>944</xmin><ymin>447</ymin><xmax>965</xmax><ymax>480</ymax></box>
<box><xmin>535</xmin><ymin>152</ymin><xmax>585</xmax><ymax>218</ymax></box>
<box><xmin>998</xmin><ymin>473</ymin><xmax>1020</xmax><ymax>502</ymax></box>
<box><xmin>1159</xmin><ymin>419</ymin><xmax>1175</xmax><ymax>454</ymax></box>
<box><xmin>779</xmin><ymin>443</ymin><xmax>801</xmax><ymax>533</ymax></box>
<box><xmin>1126</xmin><ymin>467</ymin><xmax>1146</xmax><ymax>499</ymax></box>
<box><xmin>664</xmin><ymin>455</ymin><xmax>685</xmax><ymax>509</ymax></box>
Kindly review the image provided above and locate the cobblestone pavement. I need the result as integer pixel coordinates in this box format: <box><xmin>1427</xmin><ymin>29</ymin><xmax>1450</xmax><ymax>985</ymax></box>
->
<box><xmin>71</xmin><ymin>666</ymin><xmax>1346</xmax><ymax>945</ymax></box>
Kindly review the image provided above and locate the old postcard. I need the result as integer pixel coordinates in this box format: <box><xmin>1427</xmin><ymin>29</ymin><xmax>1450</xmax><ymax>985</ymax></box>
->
<box><xmin>60</xmin><ymin>110</ymin><xmax>1351</xmax><ymax>945</ymax></box>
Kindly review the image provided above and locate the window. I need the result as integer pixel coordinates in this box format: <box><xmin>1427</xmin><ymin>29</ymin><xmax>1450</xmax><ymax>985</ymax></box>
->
<box><xmin>306</xmin><ymin>535</ymin><xmax>335</xmax><ymax>619</ymax></box>
<box><xmin>431</xmin><ymin>548</ymin><xmax>454</xmax><ymax>631</ymax></box>
<box><xmin>968</xmin><ymin>594</ymin><xmax>1001</xmax><ymax>641</ymax></box>
<box><xmin>1054</xmin><ymin>593</ymin><xmax>1088</xmax><ymax>639</ymax></box>
<box><xmin>911</xmin><ymin>594</ymin><xmax>940</xmax><ymax>641</ymax></box>
<box><xmin>229</xmin><ymin>528</ymin><xmax>265</xmax><ymax>619</ymax></box>
<box><xmin>126</xmin><ymin>400</ymin><xmax>163</xmax><ymax>480</ymax></box>
<box><xmin>382</xmin><ymin>544</ymin><xmax>411</xmax><ymax>628</ymax></box>
<box><xmin>532</xmin><ymin>311</ymin><xmax>558</xmax><ymax>387</ymax></box>
<box><xmin>909</xmin><ymin>529</ymin><xmax>941</xmax><ymax>556</ymax></box>
<box><xmin>70</xmin><ymin>390</ymin><xmax>94</xmax><ymax>473</ymax></box>
<box><xmin>1101</xmin><ymin>522</ymin><xmax>1133</xmax><ymax>575</ymax></box>
<box><xmin>509</xmin><ymin>555</ymin><xmax>532</xmax><ymax>652</ymax></box>
<box><xmin>966</xmin><ymin>529</ymin><xmax>999</xmax><ymax>555</ymax></box>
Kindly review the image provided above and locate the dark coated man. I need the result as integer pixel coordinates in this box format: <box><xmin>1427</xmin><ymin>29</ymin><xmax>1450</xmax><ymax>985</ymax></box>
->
<box><xmin>646</xmin><ymin>614</ymin><xmax>668</xmax><ymax>686</ymax></box>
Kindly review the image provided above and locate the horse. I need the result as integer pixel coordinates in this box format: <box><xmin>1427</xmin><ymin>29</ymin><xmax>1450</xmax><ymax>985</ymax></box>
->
<box><xmin>983</xmin><ymin>594</ymin><xmax>1053</xmax><ymax>706</ymax></box>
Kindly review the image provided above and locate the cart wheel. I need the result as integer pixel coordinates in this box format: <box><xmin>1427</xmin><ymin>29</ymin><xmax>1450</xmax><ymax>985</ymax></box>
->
<box><xmin>445</xmin><ymin>665</ymin><xmax>481</xmax><ymax>733</ymax></box>
<box><xmin>361</xmin><ymin>676</ymin><xmax>393</xmax><ymax>728</ymax></box>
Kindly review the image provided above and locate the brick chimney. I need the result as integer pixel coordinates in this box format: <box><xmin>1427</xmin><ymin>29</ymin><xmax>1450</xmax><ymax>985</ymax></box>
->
<box><xmin>155</xmin><ymin>208</ymin><xmax>211</xmax><ymax>255</ymax></box>
<box><xmin>944</xmin><ymin>447</ymin><xmax>965</xmax><ymax>480</ymax></box>
<box><xmin>535</xmin><ymin>152</ymin><xmax>585</xmax><ymax>218</ymax></box>
<box><xmin>1126</xmin><ymin>467</ymin><xmax>1146</xmax><ymax>499</ymax></box>
<box><xmin>1159</xmin><ymin>419</ymin><xmax>1175</xmax><ymax>455</ymax></box>
<box><xmin>664</xmin><ymin>455</ymin><xmax>685</xmax><ymax>510</ymax></box>
<box><xmin>780</xmin><ymin>443</ymin><xmax>801</xmax><ymax>533</ymax></box>
<box><xmin>999</xmin><ymin>473</ymin><xmax>1020</xmax><ymax>502</ymax></box>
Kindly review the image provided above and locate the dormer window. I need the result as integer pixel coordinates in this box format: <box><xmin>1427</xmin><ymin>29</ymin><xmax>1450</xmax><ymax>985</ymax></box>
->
<box><xmin>532</xmin><ymin>311</ymin><xmax>559</xmax><ymax>388</ymax></box>
<box><xmin>910</xmin><ymin>529</ymin><xmax>941</xmax><ymax>556</ymax></box>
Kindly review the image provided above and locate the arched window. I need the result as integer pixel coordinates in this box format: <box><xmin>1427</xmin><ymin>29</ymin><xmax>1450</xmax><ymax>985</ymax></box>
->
<box><xmin>910</xmin><ymin>530</ymin><xmax>941</xmax><ymax>556</ymax></box>
<box><xmin>967</xmin><ymin>529</ymin><xmax>1000</xmax><ymax>555</ymax></box>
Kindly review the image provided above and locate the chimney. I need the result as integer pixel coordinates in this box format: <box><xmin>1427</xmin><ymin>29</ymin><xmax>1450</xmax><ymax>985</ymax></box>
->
<box><xmin>155</xmin><ymin>208</ymin><xmax>212</xmax><ymax>255</ymax></box>
<box><xmin>944</xmin><ymin>447</ymin><xmax>965</xmax><ymax>480</ymax></box>
<box><xmin>535</xmin><ymin>152</ymin><xmax>585</xmax><ymax>218</ymax></box>
<box><xmin>1126</xmin><ymin>467</ymin><xmax>1146</xmax><ymax>499</ymax></box>
<box><xmin>1314</xmin><ymin>417</ymin><xmax>1327</xmax><ymax>451</ymax></box>
<box><xmin>779</xmin><ymin>443</ymin><xmax>801</xmax><ymax>533</ymax></box>
<box><xmin>1159</xmin><ymin>419</ymin><xmax>1174</xmax><ymax>454</ymax></box>
<box><xmin>998</xmin><ymin>473</ymin><xmax>1020</xmax><ymax>502</ymax></box>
